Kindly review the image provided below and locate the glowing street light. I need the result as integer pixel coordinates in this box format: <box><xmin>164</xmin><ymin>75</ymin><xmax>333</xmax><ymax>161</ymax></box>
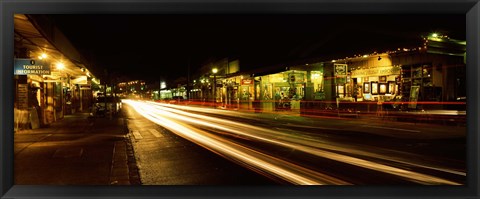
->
<box><xmin>56</xmin><ymin>62</ymin><xmax>65</xmax><ymax>70</ymax></box>
<box><xmin>38</xmin><ymin>53</ymin><xmax>47</xmax><ymax>60</ymax></box>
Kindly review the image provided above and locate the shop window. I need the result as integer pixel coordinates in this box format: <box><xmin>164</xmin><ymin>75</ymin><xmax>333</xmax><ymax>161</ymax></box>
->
<box><xmin>336</xmin><ymin>84</ymin><xmax>345</xmax><ymax>98</ymax></box>
<box><xmin>413</xmin><ymin>78</ymin><xmax>422</xmax><ymax>86</ymax></box>
<box><xmin>413</xmin><ymin>66</ymin><xmax>423</xmax><ymax>78</ymax></box>
<box><xmin>311</xmin><ymin>71</ymin><xmax>324</xmax><ymax>93</ymax></box>
<box><xmin>262</xmin><ymin>84</ymin><xmax>272</xmax><ymax>100</ymax></box>
<box><xmin>422</xmin><ymin>65</ymin><xmax>432</xmax><ymax>78</ymax></box>
<box><xmin>423</xmin><ymin>78</ymin><xmax>433</xmax><ymax>87</ymax></box>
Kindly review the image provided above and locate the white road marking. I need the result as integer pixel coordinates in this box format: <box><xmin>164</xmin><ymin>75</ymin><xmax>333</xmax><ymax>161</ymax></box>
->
<box><xmin>132</xmin><ymin>130</ymin><xmax>143</xmax><ymax>139</ymax></box>
<box><xmin>149</xmin><ymin>129</ymin><xmax>163</xmax><ymax>138</ymax></box>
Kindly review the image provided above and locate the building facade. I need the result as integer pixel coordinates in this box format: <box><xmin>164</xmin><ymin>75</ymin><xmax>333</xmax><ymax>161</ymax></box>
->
<box><xmin>14</xmin><ymin>14</ymin><xmax>98</xmax><ymax>130</ymax></box>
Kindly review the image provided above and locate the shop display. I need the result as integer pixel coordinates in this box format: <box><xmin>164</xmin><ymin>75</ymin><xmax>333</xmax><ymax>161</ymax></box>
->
<box><xmin>371</xmin><ymin>82</ymin><xmax>378</xmax><ymax>95</ymax></box>
<box><xmin>363</xmin><ymin>82</ymin><xmax>370</xmax><ymax>93</ymax></box>
<box><xmin>379</xmin><ymin>83</ymin><xmax>387</xmax><ymax>94</ymax></box>
<box><xmin>388</xmin><ymin>81</ymin><xmax>396</xmax><ymax>95</ymax></box>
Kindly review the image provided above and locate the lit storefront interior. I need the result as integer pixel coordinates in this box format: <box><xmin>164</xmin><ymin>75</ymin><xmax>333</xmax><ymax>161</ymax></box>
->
<box><xmin>330</xmin><ymin>34</ymin><xmax>465</xmax><ymax>112</ymax></box>
<box><xmin>336</xmin><ymin>53</ymin><xmax>401</xmax><ymax>103</ymax></box>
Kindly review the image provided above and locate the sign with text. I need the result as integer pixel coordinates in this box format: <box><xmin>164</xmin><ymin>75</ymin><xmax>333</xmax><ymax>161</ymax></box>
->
<box><xmin>288</xmin><ymin>73</ymin><xmax>305</xmax><ymax>83</ymax></box>
<box><xmin>351</xmin><ymin>66</ymin><xmax>400</xmax><ymax>78</ymax></box>
<box><xmin>241</xmin><ymin>79</ymin><xmax>253</xmax><ymax>85</ymax></box>
<box><xmin>71</xmin><ymin>76</ymin><xmax>88</xmax><ymax>85</ymax></box>
<box><xmin>14</xmin><ymin>59</ymin><xmax>51</xmax><ymax>75</ymax></box>
<box><xmin>334</xmin><ymin>64</ymin><xmax>347</xmax><ymax>76</ymax></box>
<box><xmin>17</xmin><ymin>84</ymin><xmax>28</xmax><ymax>109</ymax></box>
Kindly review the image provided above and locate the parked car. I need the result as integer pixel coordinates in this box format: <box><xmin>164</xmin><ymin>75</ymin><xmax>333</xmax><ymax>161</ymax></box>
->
<box><xmin>94</xmin><ymin>96</ymin><xmax>122</xmax><ymax>116</ymax></box>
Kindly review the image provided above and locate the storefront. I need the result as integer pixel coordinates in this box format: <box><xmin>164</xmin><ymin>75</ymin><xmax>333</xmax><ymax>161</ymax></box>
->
<box><xmin>257</xmin><ymin>70</ymin><xmax>310</xmax><ymax>112</ymax></box>
<box><xmin>351</xmin><ymin>65</ymin><xmax>401</xmax><ymax>102</ymax></box>
<box><xmin>14</xmin><ymin>14</ymin><xmax>96</xmax><ymax>131</ymax></box>
<box><xmin>331</xmin><ymin>47</ymin><xmax>465</xmax><ymax>111</ymax></box>
<box><xmin>222</xmin><ymin>77</ymin><xmax>240</xmax><ymax>109</ymax></box>
<box><xmin>239</xmin><ymin>77</ymin><xmax>254</xmax><ymax>110</ymax></box>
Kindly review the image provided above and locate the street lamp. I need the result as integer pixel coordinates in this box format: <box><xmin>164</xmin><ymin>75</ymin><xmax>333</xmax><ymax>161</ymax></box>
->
<box><xmin>38</xmin><ymin>53</ymin><xmax>47</xmax><ymax>60</ymax></box>
<box><xmin>56</xmin><ymin>62</ymin><xmax>65</xmax><ymax>70</ymax></box>
<box><xmin>212</xmin><ymin>68</ymin><xmax>218</xmax><ymax>107</ymax></box>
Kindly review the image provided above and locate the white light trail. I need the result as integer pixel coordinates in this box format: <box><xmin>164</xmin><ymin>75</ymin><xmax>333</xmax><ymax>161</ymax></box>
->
<box><xmin>124</xmin><ymin>100</ymin><xmax>463</xmax><ymax>185</ymax></box>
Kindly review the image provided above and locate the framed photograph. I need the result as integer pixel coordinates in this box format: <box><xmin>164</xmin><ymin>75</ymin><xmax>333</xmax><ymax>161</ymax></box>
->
<box><xmin>388</xmin><ymin>81</ymin><xmax>396</xmax><ymax>94</ymax></box>
<box><xmin>363</xmin><ymin>82</ymin><xmax>370</xmax><ymax>93</ymax></box>
<box><xmin>371</xmin><ymin>82</ymin><xmax>379</xmax><ymax>95</ymax></box>
<box><xmin>379</xmin><ymin>76</ymin><xmax>387</xmax><ymax>82</ymax></box>
<box><xmin>379</xmin><ymin>83</ymin><xmax>387</xmax><ymax>94</ymax></box>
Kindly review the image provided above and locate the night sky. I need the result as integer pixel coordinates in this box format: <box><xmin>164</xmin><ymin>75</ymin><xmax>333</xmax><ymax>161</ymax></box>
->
<box><xmin>49</xmin><ymin>14</ymin><xmax>465</xmax><ymax>83</ymax></box>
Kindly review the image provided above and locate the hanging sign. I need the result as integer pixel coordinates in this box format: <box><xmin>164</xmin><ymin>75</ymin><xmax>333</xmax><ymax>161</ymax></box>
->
<box><xmin>334</xmin><ymin>64</ymin><xmax>347</xmax><ymax>76</ymax></box>
<box><xmin>288</xmin><ymin>73</ymin><xmax>305</xmax><ymax>83</ymax></box>
<box><xmin>351</xmin><ymin>66</ymin><xmax>400</xmax><ymax>77</ymax></box>
<box><xmin>14</xmin><ymin>59</ymin><xmax>51</xmax><ymax>75</ymax></box>
<box><xmin>71</xmin><ymin>76</ymin><xmax>88</xmax><ymax>85</ymax></box>
<box><xmin>241</xmin><ymin>79</ymin><xmax>253</xmax><ymax>85</ymax></box>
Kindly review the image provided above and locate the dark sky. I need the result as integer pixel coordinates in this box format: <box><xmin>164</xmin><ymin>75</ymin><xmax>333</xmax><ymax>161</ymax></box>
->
<box><xmin>49</xmin><ymin>14</ymin><xmax>465</xmax><ymax>83</ymax></box>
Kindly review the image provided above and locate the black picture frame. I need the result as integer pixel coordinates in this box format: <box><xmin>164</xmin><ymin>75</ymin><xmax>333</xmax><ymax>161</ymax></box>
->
<box><xmin>388</xmin><ymin>81</ymin><xmax>396</xmax><ymax>95</ymax></box>
<box><xmin>371</xmin><ymin>82</ymin><xmax>379</xmax><ymax>95</ymax></box>
<box><xmin>1</xmin><ymin>1</ymin><xmax>479</xmax><ymax>199</ymax></box>
<box><xmin>363</xmin><ymin>82</ymin><xmax>370</xmax><ymax>93</ymax></box>
<box><xmin>379</xmin><ymin>83</ymin><xmax>388</xmax><ymax>95</ymax></box>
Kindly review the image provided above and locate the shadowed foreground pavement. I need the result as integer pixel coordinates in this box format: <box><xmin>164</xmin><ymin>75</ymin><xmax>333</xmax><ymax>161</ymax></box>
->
<box><xmin>14</xmin><ymin>112</ymin><xmax>140</xmax><ymax>185</ymax></box>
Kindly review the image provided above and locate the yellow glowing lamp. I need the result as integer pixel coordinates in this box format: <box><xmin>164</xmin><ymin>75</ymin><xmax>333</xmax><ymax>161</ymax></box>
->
<box><xmin>56</xmin><ymin>62</ymin><xmax>65</xmax><ymax>70</ymax></box>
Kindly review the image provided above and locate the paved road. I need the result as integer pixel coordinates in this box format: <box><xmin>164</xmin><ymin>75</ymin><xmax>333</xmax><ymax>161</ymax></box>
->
<box><xmin>124</xmin><ymin>100</ymin><xmax>466</xmax><ymax>185</ymax></box>
<box><xmin>123</xmin><ymin>103</ymin><xmax>276</xmax><ymax>185</ymax></box>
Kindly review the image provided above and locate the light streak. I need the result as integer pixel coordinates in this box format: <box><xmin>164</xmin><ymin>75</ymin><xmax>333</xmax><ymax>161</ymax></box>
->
<box><xmin>124</xmin><ymin>100</ymin><xmax>464</xmax><ymax>185</ymax></box>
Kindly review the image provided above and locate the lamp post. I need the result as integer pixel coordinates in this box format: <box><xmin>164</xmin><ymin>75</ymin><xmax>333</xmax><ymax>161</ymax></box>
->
<box><xmin>212</xmin><ymin>68</ymin><xmax>218</xmax><ymax>107</ymax></box>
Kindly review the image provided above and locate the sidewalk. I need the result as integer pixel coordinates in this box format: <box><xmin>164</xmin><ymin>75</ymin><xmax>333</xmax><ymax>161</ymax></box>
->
<box><xmin>14</xmin><ymin>111</ymin><xmax>139</xmax><ymax>185</ymax></box>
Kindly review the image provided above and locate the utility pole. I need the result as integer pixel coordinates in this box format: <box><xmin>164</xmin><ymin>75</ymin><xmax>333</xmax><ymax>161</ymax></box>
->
<box><xmin>212</xmin><ymin>68</ymin><xmax>218</xmax><ymax>108</ymax></box>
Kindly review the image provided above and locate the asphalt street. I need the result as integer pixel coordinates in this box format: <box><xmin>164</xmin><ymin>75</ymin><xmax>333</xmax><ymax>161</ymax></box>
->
<box><xmin>123</xmin><ymin>100</ymin><xmax>466</xmax><ymax>185</ymax></box>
